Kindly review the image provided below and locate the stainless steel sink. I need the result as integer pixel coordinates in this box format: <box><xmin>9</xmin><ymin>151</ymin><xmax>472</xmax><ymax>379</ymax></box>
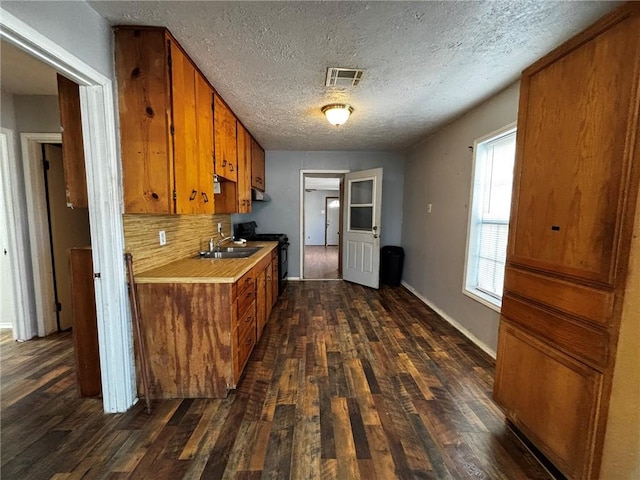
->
<box><xmin>197</xmin><ymin>246</ymin><xmax>262</xmax><ymax>259</ymax></box>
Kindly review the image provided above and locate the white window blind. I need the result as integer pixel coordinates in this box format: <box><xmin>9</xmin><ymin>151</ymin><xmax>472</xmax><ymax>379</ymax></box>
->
<box><xmin>464</xmin><ymin>125</ymin><xmax>516</xmax><ymax>309</ymax></box>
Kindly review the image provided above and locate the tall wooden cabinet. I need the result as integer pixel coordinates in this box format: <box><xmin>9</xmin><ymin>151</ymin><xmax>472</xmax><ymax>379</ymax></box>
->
<box><xmin>115</xmin><ymin>27</ymin><xmax>214</xmax><ymax>214</ymax></box>
<box><xmin>493</xmin><ymin>4</ymin><xmax>640</xmax><ymax>480</ymax></box>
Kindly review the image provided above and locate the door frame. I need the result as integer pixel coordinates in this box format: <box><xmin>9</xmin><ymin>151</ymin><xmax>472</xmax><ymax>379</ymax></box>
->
<box><xmin>299</xmin><ymin>170</ymin><xmax>348</xmax><ymax>280</ymax></box>
<box><xmin>1</xmin><ymin>10</ymin><xmax>136</xmax><ymax>412</ymax></box>
<box><xmin>22</xmin><ymin>134</ymin><xmax>62</xmax><ymax>337</ymax></box>
<box><xmin>0</xmin><ymin>129</ymin><xmax>19</xmax><ymax>333</ymax></box>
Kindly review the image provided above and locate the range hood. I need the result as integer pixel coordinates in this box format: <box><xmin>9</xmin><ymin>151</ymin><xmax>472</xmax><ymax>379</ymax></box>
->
<box><xmin>252</xmin><ymin>188</ymin><xmax>271</xmax><ymax>202</ymax></box>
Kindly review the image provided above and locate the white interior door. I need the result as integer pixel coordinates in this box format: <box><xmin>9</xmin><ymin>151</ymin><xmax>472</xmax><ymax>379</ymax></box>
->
<box><xmin>342</xmin><ymin>168</ymin><xmax>383</xmax><ymax>288</ymax></box>
<box><xmin>325</xmin><ymin>196</ymin><xmax>340</xmax><ymax>246</ymax></box>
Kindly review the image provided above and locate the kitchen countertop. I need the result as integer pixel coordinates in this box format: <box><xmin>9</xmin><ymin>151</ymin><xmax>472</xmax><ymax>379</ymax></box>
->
<box><xmin>135</xmin><ymin>241</ymin><xmax>278</xmax><ymax>284</ymax></box>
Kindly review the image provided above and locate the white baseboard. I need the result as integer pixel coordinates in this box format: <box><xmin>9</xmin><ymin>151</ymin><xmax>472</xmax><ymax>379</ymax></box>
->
<box><xmin>0</xmin><ymin>323</ymin><xmax>13</xmax><ymax>329</ymax></box>
<box><xmin>401</xmin><ymin>281</ymin><xmax>496</xmax><ymax>359</ymax></box>
<box><xmin>287</xmin><ymin>276</ymin><xmax>301</xmax><ymax>281</ymax></box>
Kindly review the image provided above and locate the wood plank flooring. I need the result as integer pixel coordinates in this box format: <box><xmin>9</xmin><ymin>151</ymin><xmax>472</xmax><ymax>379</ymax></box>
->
<box><xmin>1</xmin><ymin>281</ymin><xmax>552</xmax><ymax>479</ymax></box>
<box><xmin>304</xmin><ymin>246</ymin><xmax>339</xmax><ymax>279</ymax></box>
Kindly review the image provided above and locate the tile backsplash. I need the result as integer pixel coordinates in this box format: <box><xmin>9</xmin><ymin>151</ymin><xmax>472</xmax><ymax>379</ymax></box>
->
<box><xmin>123</xmin><ymin>214</ymin><xmax>232</xmax><ymax>274</ymax></box>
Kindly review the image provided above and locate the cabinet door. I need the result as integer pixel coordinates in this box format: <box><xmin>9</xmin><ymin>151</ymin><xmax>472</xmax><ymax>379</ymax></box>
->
<box><xmin>508</xmin><ymin>14</ymin><xmax>640</xmax><ymax>285</ymax></box>
<box><xmin>265</xmin><ymin>261</ymin><xmax>273</xmax><ymax>319</ymax></box>
<box><xmin>236</xmin><ymin>123</ymin><xmax>252</xmax><ymax>213</ymax></box>
<box><xmin>214</xmin><ymin>95</ymin><xmax>238</xmax><ymax>182</ymax></box>
<box><xmin>69</xmin><ymin>247</ymin><xmax>100</xmax><ymax>397</ymax></box>
<box><xmin>494</xmin><ymin>323</ymin><xmax>603</xmax><ymax>479</ymax></box>
<box><xmin>115</xmin><ymin>28</ymin><xmax>174</xmax><ymax>213</ymax></box>
<box><xmin>170</xmin><ymin>42</ymin><xmax>200</xmax><ymax>214</ymax></box>
<box><xmin>56</xmin><ymin>74</ymin><xmax>88</xmax><ymax>209</ymax></box>
<box><xmin>195</xmin><ymin>73</ymin><xmax>215</xmax><ymax>214</ymax></box>
<box><xmin>256</xmin><ymin>267</ymin><xmax>267</xmax><ymax>338</ymax></box>
<box><xmin>271</xmin><ymin>251</ymin><xmax>278</xmax><ymax>307</ymax></box>
<box><xmin>251</xmin><ymin>138</ymin><xmax>265</xmax><ymax>191</ymax></box>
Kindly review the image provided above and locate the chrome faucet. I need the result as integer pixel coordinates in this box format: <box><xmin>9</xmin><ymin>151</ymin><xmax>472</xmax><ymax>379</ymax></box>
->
<box><xmin>214</xmin><ymin>234</ymin><xmax>232</xmax><ymax>251</ymax></box>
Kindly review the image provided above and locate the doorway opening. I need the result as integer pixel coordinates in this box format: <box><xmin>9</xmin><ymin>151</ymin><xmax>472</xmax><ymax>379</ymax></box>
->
<box><xmin>301</xmin><ymin>171</ymin><xmax>347</xmax><ymax>280</ymax></box>
<box><xmin>41</xmin><ymin>143</ymin><xmax>92</xmax><ymax>332</ymax></box>
<box><xmin>1</xmin><ymin>11</ymin><xmax>136</xmax><ymax>411</ymax></box>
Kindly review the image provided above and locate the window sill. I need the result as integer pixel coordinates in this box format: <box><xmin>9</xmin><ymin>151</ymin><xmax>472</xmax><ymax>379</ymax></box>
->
<box><xmin>462</xmin><ymin>287</ymin><xmax>502</xmax><ymax>313</ymax></box>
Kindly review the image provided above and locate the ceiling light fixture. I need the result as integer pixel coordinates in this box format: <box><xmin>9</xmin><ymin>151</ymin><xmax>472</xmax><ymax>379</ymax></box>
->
<box><xmin>322</xmin><ymin>103</ymin><xmax>353</xmax><ymax>126</ymax></box>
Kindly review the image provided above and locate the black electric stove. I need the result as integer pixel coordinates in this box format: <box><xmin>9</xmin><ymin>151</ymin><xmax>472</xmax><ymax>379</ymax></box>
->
<box><xmin>235</xmin><ymin>221</ymin><xmax>288</xmax><ymax>295</ymax></box>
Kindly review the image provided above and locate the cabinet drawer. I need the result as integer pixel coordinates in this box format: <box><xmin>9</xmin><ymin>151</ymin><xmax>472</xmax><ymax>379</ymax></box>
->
<box><xmin>494</xmin><ymin>322</ymin><xmax>603</xmax><ymax>480</ymax></box>
<box><xmin>237</xmin><ymin>301</ymin><xmax>256</xmax><ymax>341</ymax></box>
<box><xmin>237</xmin><ymin>285</ymin><xmax>256</xmax><ymax>318</ymax></box>
<box><xmin>238</xmin><ymin>270</ymin><xmax>256</xmax><ymax>295</ymax></box>
<box><xmin>234</xmin><ymin>308</ymin><xmax>256</xmax><ymax>380</ymax></box>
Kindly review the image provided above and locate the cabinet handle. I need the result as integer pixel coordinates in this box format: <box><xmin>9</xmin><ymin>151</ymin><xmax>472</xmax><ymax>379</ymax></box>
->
<box><xmin>245</xmin><ymin>315</ymin><xmax>253</xmax><ymax>323</ymax></box>
<box><xmin>151</xmin><ymin>192</ymin><xmax>159</xmax><ymax>199</ymax></box>
<box><xmin>256</xmin><ymin>177</ymin><xmax>262</xmax><ymax>183</ymax></box>
<box><xmin>230</xmin><ymin>163</ymin><xmax>234</xmax><ymax>172</ymax></box>
<box><xmin>202</xmin><ymin>192</ymin><xmax>209</xmax><ymax>203</ymax></box>
<box><xmin>189</xmin><ymin>189</ymin><xmax>197</xmax><ymax>201</ymax></box>
<box><xmin>222</xmin><ymin>159</ymin><xmax>227</xmax><ymax>167</ymax></box>
<box><xmin>246</xmin><ymin>337</ymin><xmax>252</xmax><ymax>346</ymax></box>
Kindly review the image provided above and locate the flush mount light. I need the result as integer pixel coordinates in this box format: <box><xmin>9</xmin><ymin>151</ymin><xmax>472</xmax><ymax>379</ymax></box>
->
<box><xmin>322</xmin><ymin>103</ymin><xmax>353</xmax><ymax>126</ymax></box>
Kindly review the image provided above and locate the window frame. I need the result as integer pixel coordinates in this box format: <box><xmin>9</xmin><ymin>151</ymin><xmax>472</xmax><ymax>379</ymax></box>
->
<box><xmin>462</xmin><ymin>122</ymin><xmax>517</xmax><ymax>312</ymax></box>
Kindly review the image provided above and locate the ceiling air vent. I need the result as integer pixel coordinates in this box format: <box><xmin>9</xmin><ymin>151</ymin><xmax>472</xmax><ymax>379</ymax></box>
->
<box><xmin>325</xmin><ymin>67</ymin><xmax>364</xmax><ymax>87</ymax></box>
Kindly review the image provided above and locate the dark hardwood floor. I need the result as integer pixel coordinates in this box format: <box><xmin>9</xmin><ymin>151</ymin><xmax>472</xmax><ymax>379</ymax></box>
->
<box><xmin>1</xmin><ymin>281</ymin><xmax>551</xmax><ymax>479</ymax></box>
<box><xmin>304</xmin><ymin>246</ymin><xmax>339</xmax><ymax>279</ymax></box>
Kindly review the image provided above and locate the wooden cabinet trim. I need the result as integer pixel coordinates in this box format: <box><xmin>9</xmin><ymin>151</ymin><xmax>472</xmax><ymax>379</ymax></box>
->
<box><xmin>501</xmin><ymin>295</ymin><xmax>610</xmax><ymax>369</ymax></box>
<box><xmin>504</xmin><ymin>266</ymin><xmax>615</xmax><ymax>327</ymax></box>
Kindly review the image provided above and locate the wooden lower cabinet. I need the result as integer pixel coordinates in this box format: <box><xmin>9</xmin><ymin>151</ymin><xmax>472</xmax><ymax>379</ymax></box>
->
<box><xmin>136</xmin><ymin>282</ymin><xmax>235</xmax><ymax>398</ymax></box>
<box><xmin>136</xmin><ymin>248</ymin><xmax>276</xmax><ymax>399</ymax></box>
<box><xmin>494</xmin><ymin>322</ymin><xmax>603</xmax><ymax>479</ymax></box>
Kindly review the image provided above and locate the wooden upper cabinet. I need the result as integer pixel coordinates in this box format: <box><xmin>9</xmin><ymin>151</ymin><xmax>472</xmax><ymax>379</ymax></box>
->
<box><xmin>115</xmin><ymin>27</ymin><xmax>214</xmax><ymax>214</ymax></box>
<box><xmin>56</xmin><ymin>74</ymin><xmax>88</xmax><ymax>209</ymax></box>
<box><xmin>115</xmin><ymin>28</ymin><xmax>174</xmax><ymax>214</ymax></box>
<box><xmin>508</xmin><ymin>13</ymin><xmax>640</xmax><ymax>285</ymax></box>
<box><xmin>251</xmin><ymin>137</ymin><xmax>265</xmax><ymax>191</ymax></box>
<box><xmin>195</xmin><ymin>73</ymin><xmax>215</xmax><ymax>214</ymax></box>
<box><xmin>236</xmin><ymin>123</ymin><xmax>252</xmax><ymax>213</ymax></box>
<box><xmin>214</xmin><ymin>94</ymin><xmax>238</xmax><ymax>182</ymax></box>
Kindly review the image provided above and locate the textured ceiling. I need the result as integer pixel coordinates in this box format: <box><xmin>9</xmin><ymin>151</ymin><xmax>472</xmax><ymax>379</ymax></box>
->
<box><xmin>4</xmin><ymin>1</ymin><xmax>621</xmax><ymax>152</ymax></box>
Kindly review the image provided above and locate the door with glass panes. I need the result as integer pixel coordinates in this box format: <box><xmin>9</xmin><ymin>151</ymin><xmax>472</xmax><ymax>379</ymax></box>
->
<box><xmin>342</xmin><ymin>168</ymin><xmax>383</xmax><ymax>288</ymax></box>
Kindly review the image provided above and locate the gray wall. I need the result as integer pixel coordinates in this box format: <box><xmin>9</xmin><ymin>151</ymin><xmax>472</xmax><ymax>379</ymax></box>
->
<box><xmin>304</xmin><ymin>189</ymin><xmax>337</xmax><ymax>245</ymax></box>
<box><xmin>233</xmin><ymin>150</ymin><xmax>405</xmax><ymax>278</ymax></box>
<box><xmin>14</xmin><ymin>95</ymin><xmax>61</xmax><ymax>133</ymax></box>
<box><xmin>401</xmin><ymin>82</ymin><xmax>520</xmax><ymax>354</ymax></box>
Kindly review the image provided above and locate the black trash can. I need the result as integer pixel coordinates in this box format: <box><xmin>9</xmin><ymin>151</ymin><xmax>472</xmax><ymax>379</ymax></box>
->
<box><xmin>380</xmin><ymin>246</ymin><xmax>404</xmax><ymax>286</ymax></box>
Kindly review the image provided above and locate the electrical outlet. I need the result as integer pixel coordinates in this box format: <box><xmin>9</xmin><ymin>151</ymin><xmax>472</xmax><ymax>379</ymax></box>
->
<box><xmin>159</xmin><ymin>230</ymin><xmax>167</xmax><ymax>246</ymax></box>
<box><xmin>427</xmin><ymin>203</ymin><xmax>432</xmax><ymax>214</ymax></box>
<box><xmin>218</xmin><ymin>223</ymin><xmax>222</xmax><ymax>233</ymax></box>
